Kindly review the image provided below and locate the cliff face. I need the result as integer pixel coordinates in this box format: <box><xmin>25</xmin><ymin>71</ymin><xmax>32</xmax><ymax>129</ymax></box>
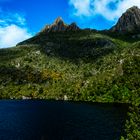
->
<box><xmin>111</xmin><ymin>6</ymin><xmax>140</xmax><ymax>33</ymax></box>
<box><xmin>66</xmin><ymin>22</ymin><xmax>80</xmax><ymax>31</ymax></box>
<box><xmin>40</xmin><ymin>17</ymin><xmax>80</xmax><ymax>33</ymax></box>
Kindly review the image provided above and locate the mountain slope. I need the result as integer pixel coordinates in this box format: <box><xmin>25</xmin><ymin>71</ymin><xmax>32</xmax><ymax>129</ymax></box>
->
<box><xmin>0</xmin><ymin>12</ymin><xmax>140</xmax><ymax>101</ymax></box>
<box><xmin>0</xmin><ymin>29</ymin><xmax>139</xmax><ymax>102</ymax></box>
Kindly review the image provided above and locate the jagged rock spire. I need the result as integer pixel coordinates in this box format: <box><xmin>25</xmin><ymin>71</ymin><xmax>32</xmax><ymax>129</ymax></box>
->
<box><xmin>54</xmin><ymin>17</ymin><xmax>63</xmax><ymax>25</ymax></box>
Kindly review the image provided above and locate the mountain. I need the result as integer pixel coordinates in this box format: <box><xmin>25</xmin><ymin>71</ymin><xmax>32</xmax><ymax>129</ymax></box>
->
<box><xmin>1</xmin><ymin>21</ymin><xmax>139</xmax><ymax>102</ymax></box>
<box><xmin>40</xmin><ymin>17</ymin><xmax>80</xmax><ymax>33</ymax></box>
<box><xmin>111</xmin><ymin>6</ymin><xmax>140</xmax><ymax>33</ymax></box>
<box><xmin>0</xmin><ymin>6</ymin><xmax>140</xmax><ymax>140</ymax></box>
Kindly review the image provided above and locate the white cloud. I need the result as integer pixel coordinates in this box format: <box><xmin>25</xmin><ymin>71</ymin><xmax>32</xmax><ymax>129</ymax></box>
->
<box><xmin>69</xmin><ymin>0</ymin><xmax>140</xmax><ymax>20</ymax></box>
<box><xmin>0</xmin><ymin>11</ymin><xmax>32</xmax><ymax>48</ymax></box>
<box><xmin>69</xmin><ymin>0</ymin><xmax>91</xmax><ymax>16</ymax></box>
<box><xmin>0</xmin><ymin>25</ymin><xmax>31</xmax><ymax>48</ymax></box>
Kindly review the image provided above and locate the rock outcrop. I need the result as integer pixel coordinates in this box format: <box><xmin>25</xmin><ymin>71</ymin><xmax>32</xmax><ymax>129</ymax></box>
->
<box><xmin>66</xmin><ymin>22</ymin><xmax>80</xmax><ymax>31</ymax></box>
<box><xmin>110</xmin><ymin>6</ymin><xmax>140</xmax><ymax>33</ymax></box>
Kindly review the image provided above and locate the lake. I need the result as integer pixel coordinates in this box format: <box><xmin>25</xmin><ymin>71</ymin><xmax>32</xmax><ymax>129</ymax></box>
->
<box><xmin>0</xmin><ymin>100</ymin><xmax>128</xmax><ymax>140</ymax></box>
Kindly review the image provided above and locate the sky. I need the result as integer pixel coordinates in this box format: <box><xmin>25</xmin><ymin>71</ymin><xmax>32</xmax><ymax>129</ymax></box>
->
<box><xmin>0</xmin><ymin>0</ymin><xmax>140</xmax><ymax>48</ymax></box>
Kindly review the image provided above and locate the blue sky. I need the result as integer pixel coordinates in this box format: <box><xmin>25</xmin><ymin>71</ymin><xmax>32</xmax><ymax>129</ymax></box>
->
<box><xmin>0</xmin><ymin>0</ymin><xmax>140</xmax><ymax>48</ymax></box>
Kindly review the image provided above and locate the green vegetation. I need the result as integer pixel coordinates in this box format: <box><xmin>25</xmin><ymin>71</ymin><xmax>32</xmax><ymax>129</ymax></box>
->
<box><xmin>0</xmin><ymin>30</ymin><xmax>139</xmax><ymax>139</ymax></box>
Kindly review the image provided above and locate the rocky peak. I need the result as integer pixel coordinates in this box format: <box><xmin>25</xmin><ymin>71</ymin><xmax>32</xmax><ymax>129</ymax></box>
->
<box><xmin>110</xmin><ymin>6</ymin><xmax>140</xmax><ymax>33</ymax></box>
<box><xmin>53</xmin><ymin>17</ymin><xmax>64</xmax><ymax>25</ymax></box>
<box><xmin>126</xmin><ymin>6</ymin><xmax>139</xmax><ymax>13</ymax></box>
<box><xmin>40</xmin><ymin>17</ymin><xmax>67</xmax><ymax>33</ymax></box>
<box><xmin>40</xmin><ymin>17</ymin><xmax>80</xmax><ymax>33</ymax></box>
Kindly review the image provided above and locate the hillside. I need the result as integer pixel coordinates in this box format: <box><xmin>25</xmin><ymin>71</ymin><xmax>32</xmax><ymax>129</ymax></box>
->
<box><xmin>0</xmin><ymin>30</ymin><xmax>139</xmax><ymax>102</ymax></box>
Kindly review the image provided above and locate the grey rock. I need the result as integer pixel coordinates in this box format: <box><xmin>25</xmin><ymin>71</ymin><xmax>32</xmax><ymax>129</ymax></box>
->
<box><xmin>110</xmin><ymin>6</ymin><xmax>140</xmax><ymax>33</ymax></box>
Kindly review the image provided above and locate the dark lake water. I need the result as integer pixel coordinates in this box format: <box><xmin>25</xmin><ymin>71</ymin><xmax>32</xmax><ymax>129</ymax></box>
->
<box><xmin>0</xmin><ymin>100</ymin><xmax>128</xmax><ymax>140</ymax></box>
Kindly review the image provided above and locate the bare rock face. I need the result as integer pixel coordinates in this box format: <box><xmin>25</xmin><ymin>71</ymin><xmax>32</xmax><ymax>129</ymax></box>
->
<box><xmin>50</xmin><ymin>17</ymin><xmax>68</xmax><ymax>31</ymax></box>
<box><xmin>110</xmin><ymin>6</ymin><xmax>140</xmax><ymax>33</ymax></box>
<box><xmin>40</xmin><ymin>17</ymin><xmax>80</xmax><ymax>33</ymax></box>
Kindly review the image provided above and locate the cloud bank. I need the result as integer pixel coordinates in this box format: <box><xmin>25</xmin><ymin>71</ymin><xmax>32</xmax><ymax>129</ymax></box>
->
<box><xmin>69</xmin><ymin>0</ymin><xmax>140</xmax><ymax>20</ymax></box>
<box><xmin>0</xmin><ymin>11</ymin><xmax>32</xmax><ymax>48</ymax></box>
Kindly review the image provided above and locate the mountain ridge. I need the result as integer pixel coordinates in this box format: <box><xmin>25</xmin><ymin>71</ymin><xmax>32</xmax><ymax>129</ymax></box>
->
<box><xmin>39</xmin><ymin>6</ymin><xmax>140</xmax><ymax>35</ymax></box>
<box><xmin>39</xmin><ymin>17</ymin><xmax>80</xmax><ymax>33</ymax></box>
<box><xmin>18</xmin><ymin>5</ymin><xmax>140</xmax><ymax>46</ymax></box>
<box><xmin>21</xmin><ymin>5</ymin><xmax>140</xmax><ymax>47</ymax></box>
